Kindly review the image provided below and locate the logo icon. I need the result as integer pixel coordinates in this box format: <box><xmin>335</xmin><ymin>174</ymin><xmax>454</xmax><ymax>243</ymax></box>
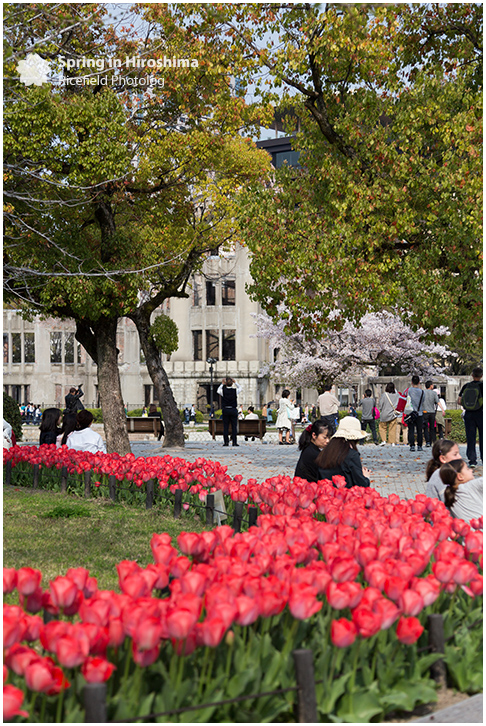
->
<box><xmin>16</xmin><ymin>53</ymin><xmax>50</xmax><ymax>86</ymax></box>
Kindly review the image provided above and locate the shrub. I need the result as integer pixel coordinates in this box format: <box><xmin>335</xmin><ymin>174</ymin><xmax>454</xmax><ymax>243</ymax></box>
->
<box><xmin>86</xmin><ymin>408</ymin><xmax>103</xmax><ymax>423</ymax></box>
<box><xmin>445</xmin><ymin>410</ymin><xmax>467</xmax><ymax>443</ymax></box>
<box><xmin>3</xmin><ymin>393</ymin><xmax>22</xmax><ymax>441</ymax></box>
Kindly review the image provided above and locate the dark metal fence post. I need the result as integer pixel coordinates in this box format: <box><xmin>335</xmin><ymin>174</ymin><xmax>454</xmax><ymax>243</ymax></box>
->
<box><xmin>84</xmin><ymin>682</ymin><xmax>107</xmax><ymax>723</ymax></box>
<box><xmin>428</xmin><ymin>613</ymin><xmax>447</xmax><ymax>686</ymax></box>
<box><xmin>33</xmin><ymin>464</ymin><xmax>40</xmax><ymax>488</ymax></box>
<box><xmin>293</xmin><ymin>649</ymin><xmax>318</xmax><ymax>723</ymax></box>
<box><xmin>232</xmin><ymin>501</ymin><xmax>244</xmax><ymax>532</ymax></box>
<box><xmin>174</xmin><ymin>488</ymin><xmax>183</xmax><ymax>518</ymax></box>
<box><xmin>206</xmin><ymin>494</ymin><xmax>215</xmax><ymax>526</ymax></box>
<box><xmin>109</xmin><ymin>474</ymin><xmax>116</xmax><ymax>502</ymax></box>
<box><xmin>146</xmin><ymin>479</ymin><xmax>154</xmax><ymax>510</ymax></box>
<box><xmin>248</xmin><ymin>506</ymin><xmax>258</xmax><ymax>528</ymax></box>
<box><xmin>84</xmin><ymin>470</ymin><xmax>91</xmax><ymax>498</ymax></box>
<box><xmin>60</xmin><ymin>466</ymin><xmax>68</xmax><ymax>493</ymax></box>
<box><xmin>43</xmin><ymin>609</ymin><xmax>56</xmax><ymax>625</ymax></box>
<box><xmin>5</xmin><ymin>460</ymin><xmax>12</xmax><ymax>486</ymax></box>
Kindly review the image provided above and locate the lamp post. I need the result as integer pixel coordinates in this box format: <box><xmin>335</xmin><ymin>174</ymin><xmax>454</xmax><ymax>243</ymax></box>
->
<box><xmin>207</xmin><ymin>357</ymin><xmax>216</xmax><ymax>417</ymax></box>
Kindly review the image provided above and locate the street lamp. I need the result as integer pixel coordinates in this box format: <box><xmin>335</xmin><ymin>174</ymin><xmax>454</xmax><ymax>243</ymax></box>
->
<box><xmin>207</xmin><ymin>357</ymin><xmax>217</xmax><ymax>416</ymax></box>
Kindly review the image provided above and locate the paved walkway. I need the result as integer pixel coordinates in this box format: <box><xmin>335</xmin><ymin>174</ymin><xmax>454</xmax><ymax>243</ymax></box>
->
<box><xmin>130</xmin><ymin>437</ymin><xmax>475</xmax><ymax>501</ymax></box>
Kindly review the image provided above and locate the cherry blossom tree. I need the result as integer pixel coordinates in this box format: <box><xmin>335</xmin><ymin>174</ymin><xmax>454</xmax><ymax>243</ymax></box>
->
<box><xmin>253</xmin><ymin>309</ymin><xmax>455</xmax><ymax>391</ymax></box>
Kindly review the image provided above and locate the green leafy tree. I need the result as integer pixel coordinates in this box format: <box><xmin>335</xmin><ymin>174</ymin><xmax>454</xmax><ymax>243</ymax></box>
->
<box><xmin>174</xmin><ymin>3</ymin><xmax>482</xmax><ymax>355</ymax></box>
<box><xmin>4</xmin><ymin>3</ymin><xmax>271</xmax><ymax>451</ymax></box>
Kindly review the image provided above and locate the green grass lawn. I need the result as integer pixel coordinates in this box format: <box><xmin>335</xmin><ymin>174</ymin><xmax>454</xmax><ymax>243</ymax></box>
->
<box><xmin>3</xmin><ymin>487</ymin><xmax>204</xmax><ymax>591</ymax></box>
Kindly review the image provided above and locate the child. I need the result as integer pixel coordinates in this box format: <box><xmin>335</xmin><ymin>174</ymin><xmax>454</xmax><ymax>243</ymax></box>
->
<box><xmin>425</xmin><ymin>439</ymin><xmax>461</xmax><ymax>501</ymax></box>
<box><xmin>440</xmin><ymin>459</ymin><xmax>483</xmax><ymax>522</ymax></box>
<box><xmin>39</xmin><ymin>408</ymin><xmax>62</xmax><ymax>445</ymax></box>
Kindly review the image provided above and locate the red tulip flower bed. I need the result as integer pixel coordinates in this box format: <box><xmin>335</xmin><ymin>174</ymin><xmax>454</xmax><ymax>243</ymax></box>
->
<box><xmin>3</xmin><ymin>459</ymin><xmax>483</xmax><ymax>723</ymax></box>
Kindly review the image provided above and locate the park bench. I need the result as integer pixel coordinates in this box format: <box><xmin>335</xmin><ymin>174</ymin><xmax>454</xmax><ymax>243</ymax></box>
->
<box><xmin>125</xmin><ymin>417</ymin><xmax>162</xmax><ymax>437</ymax></box>
<box><xmin>208</xmin><ymin>418</ymin><xmax>267</xmax><ymax>441</ymax></box>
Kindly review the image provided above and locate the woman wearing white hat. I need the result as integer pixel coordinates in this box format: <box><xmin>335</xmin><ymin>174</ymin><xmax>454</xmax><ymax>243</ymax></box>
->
<box><xmin>315</xmin><ymin>416</ymin><xmax>371</xmax><ymax>488</ymax></box>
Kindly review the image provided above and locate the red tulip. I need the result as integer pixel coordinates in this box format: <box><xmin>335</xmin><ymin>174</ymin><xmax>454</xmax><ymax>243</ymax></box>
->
<box><xmin>235</xmin><ymin>595</ymin><xmax>261</xmax><ymax>625</ymax></box>
<box><xmin>3</xmin><ymin>684</ymin><xmax>29</xmax><ymax>721</ymax></box>
<box><xmin>166</xmin><ymin>609</ymin><xmax>198</xmax><ymax>640</ymax></box>
<box><xmin>3</xmin><ymin>568</ymin><xmax>17</xmax><ymax>594</ymax></box>
<box><xmin>132</xmin><ymin>616</ymin><xmax>163</xmax><ymax>651</ymax></box>
<box><xmin>24</xmin><ymin>659</ymin><xmax>56</xmax><ymax>693</ymax></box>
<box><xmin>384</xmin><ymin>575</ymin><xmax>408</xmax><ymax>602</ymax></box>
<box><xmin>19</xmin><ymin>587</ymin><xmax>44</xmax><ymax>614</ymax></box>
<box><xmin>396</xmin><ymin>616</ymin><xmax>424</xmax><ymax>645</ymax></box>
<box><xmin>81</xmin><ymin>657</ymin><xmax>116</xmax><ymax>683</ymax></box>
<box><xmin>352</xmin><ymin>607</ymin><xmax>383</xmax><ymax>638</ymax></box>
<box><xmin>49</xmin><ymin>576</ymin><xmax>80</xmax><ymax>611</ymax></box>
<box><xmin>398</xmin><ymin>590</ymin><xmax>424</xmax><ymax>617</ymax></box>
<box><xmin>372</xmin><ymin>598</ymin><xmax>400</xmax><ymax>630</ymax></box>
<box><xmin>55</xmin><ymin>633</ymin><xmax>90</xmax><ymax>668</ymax></box>
<box><xmin>40</xmin><ymin>620</ymin><xmax>71</xmax><ymax>652</ymax></box>
<box><xmin>288</xmin><ymin>585</ymin><xmax>322</xmax><ymax>620</ymax></box>
<box><xmin>331</xmin><ymin>618</ymin><xmax>357</xmax><ymax>647</ymax></box>
<box><xmin>330</xmin><ymin>556</ymin><xmax>360</xmax><ymax>583</ymax></box>
<box><xmin>197</xmin><ymin>617</ymin><xmax>227</xmax><ymax>648</ymax></box>
<box><xmin>411</xmin><ymin>575</ymin><xmax>441</xmax><ymax>607</ymax></box>
<box><xmin>432</xmin><ymin>559</ymin><xmax>458</xmax><ymax>583</ymax></box>
<box><xmin>132</xmin><ymin>642</ymin><xmax>160</xmax><ymax>667</ymax></box>
<box><xmin>16</xmin><ymin>567</ymin><xmax>42</xmax><ymax>596</ymax></box>
<box><xmin>5</xmin><ymin>644</ymin><xmax>40</xmax><ymax>676</ymax></box>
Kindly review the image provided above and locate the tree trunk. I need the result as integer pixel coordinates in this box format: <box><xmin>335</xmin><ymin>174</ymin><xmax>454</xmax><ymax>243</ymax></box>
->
<box><xmin>129</xmin><ymin>308</ymin><xmax>185</xmax><ymax>448</ymax></box>
<box><xmin>76</xmin><ymin>317</ymin><xmax>131</xmax><ymax>455</ymax></box>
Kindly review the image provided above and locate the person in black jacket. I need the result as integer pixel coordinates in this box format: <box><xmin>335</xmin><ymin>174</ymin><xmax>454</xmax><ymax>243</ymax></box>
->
<box><xmin>39</xmin><ymin>408</ymin><xmax>62</xmax><ymax>446</ymax></box>
<box><xmin>217</xmin><ymin>377</ymin><xmax>242</xmax><ymax>447</ymax></box>
<box><xmin>294</xmin><ymin>421</ymin><xmax>330</xmax><ymax>483</ymax></box>
<box><xmin>64</xmin><ymin>385</ymin><xmax>84</xmax><ymax>414</ymax></box>
<box><xmin>316</xmin><ymin>416</ymin><xmax>371</xmax><ymax>488</ymax></box>
<box><xmin>148</xmin><ymin>403</ymin><xmax>164</xmax><ymax>441</ymax></box>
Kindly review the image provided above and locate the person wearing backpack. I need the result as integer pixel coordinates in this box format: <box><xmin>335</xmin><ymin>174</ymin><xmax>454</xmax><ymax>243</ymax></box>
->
<box><xmin>405</xmin><ymin>376</ymin><xmax>425</xmax><ymax>452</ymax></box>
<box><xmin>458</xmin><ymin>367</ymin><xmax>483</xmax><ymax>468</ymax></box>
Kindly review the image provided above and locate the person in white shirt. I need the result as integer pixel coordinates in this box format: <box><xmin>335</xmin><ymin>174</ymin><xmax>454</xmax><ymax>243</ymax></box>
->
<box><xmin>318</xmin><ymin>385</ymin><xmax>340</xmax><ymax>434</ymax></box>
<box><xmin>244</xmin><ymin>405</ymin><xmax>259</xmax><ymax>442</ymax></box>
<box><xmin>67</xmin><ymin>410</ymin><xmax>106</xmax><ymax>454</ymax></box>
<box><xmin>433</xmin><ymin>387</ymin><xmax>447</xmax><ymax>440</ymax></box>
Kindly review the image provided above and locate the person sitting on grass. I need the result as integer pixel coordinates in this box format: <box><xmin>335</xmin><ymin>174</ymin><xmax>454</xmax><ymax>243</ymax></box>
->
<box><xmin>67</xmin><ymin>410</ymin><xmax>106</xmax><ymax>454</ymax></box>
<box><xmin>316</xmin><ymin>416</ymin><xmax>371</xmax><ymax>488</ymax></box>
<box><xmin>294</xmin><ymin>421</ymin><xmax>330</xmax><ymax>483</ymax></box>
<box><xmin>425</xmin><ymin>439</ymin><xmax>461</xmax><ymax>502</ymax></box>
<box><xmin>39</xmin><ymin>408</ymin><xmax>62</xmax><ymax>446</ymax></box>
<box><xmin>440</xmin><ymin>459</ymin><xmax>483</xmax><ymax>523</ymax></box>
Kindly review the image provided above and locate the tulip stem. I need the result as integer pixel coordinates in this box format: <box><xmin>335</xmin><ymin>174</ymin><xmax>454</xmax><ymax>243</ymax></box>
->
<box><xmin>224</xmin><ymin>639</ymin><xmax>233</xmax><ymax>678</ymax></box>
<box><xmin>29</xmin><ymin>691</ymin><xmax>38</xmax><ymax>718</ymax></box>
<box><xmin>349</xmin><ymin>638</ymin><xmax>361</xmax><ymax>692</ymax></box>
<box><xmin>282</xmin><ymin>618</ymin><xmax>299</xmax><ymax>660</ymax></box>
<box><xmin>175</xmin><ymin>650</ymin><xmax>185</xmax><ymax>693</ymax></box>
<box><xmin>198</xmin><ymin>647</ymin><xmax>210</xmax><ymax>698</ymax></box>
<box><xmin>39</xmin><ymin>694</ymin><xmax>47</xmax><ymax>723</ymax></box>
<box><xmin>55</xmin><ymin>681</ymin><xmax>65</xmax><ymax>723</ymax></box>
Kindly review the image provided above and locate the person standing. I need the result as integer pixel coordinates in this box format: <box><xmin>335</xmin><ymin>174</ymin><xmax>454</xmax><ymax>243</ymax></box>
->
<box><xmin>422</xmin><ymin>381</ymin><xmax>439</xmax><ymax>447</ymax></box>
<box><xmin>433</xmin><ymin>387</ymin><xmax>447</xmax><ymax>440</ymax></box>
<box><xmin>458</xmin><ymin>367</ymin><xmax>483</xmax><ymax>468</ymax></box>
<box><xmin>378</xmin><ymin>383</ymin><xmax>399</xmax><ymax>446</ymax></box>
<box><xmin>148</xmin><ymin>403</ymin><xmax>164</xmax><ymax>441</ymax></box>
<box><xmin>65</xmin><ymin>385</ymin><xmax>84</xmax><ymax>414</ymax></box>
<box><xmin>318</xmin><ymin>384</ymin><xmax>340</xmax><ymax>434</ymax></box>
<box><xmin>276</xmin><ymin>389</ymin><xmax>295</xmax><ymax>445</ymax></box>
<box><xmin>406</xmin><ymin>376</ymin><xmax>425</xmax><ymax>452</ymax></box>
<box><xmin>358</xmin><ymin>389</ymin><xmax>379</xmax><ymax>445</ymax></box>
<box><xmin>217</xmin><ymin>378</ymin><xmax>242</xmax><ymax>447</ymax></box>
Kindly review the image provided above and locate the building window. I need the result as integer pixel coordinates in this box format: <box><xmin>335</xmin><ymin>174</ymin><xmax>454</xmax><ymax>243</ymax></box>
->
<box><xmin>206</xmin><ymin>280</ymin><xmax>216</xmax><ymax>306</ymax></box>
<box><xmin>77</xmin><ymin>342</ymin><xmax>82</xmax><ymax>365</ymax></box>
<box><xmin>193</xmin><ymin>279</ymin><xmax>201</xmax><ymax>307</ymax></box>
<box><xmin>222</xmin><ymin>329</ymin><xmax>236</xmax><ymax>361</ymax></box>
<box><xmin>65</xmin><ymin>333</ymin><xmax>75</xmax><ymax>364</ymax></box>
<box><xmin>206</xmin><ymin>329</ymin><xmax>219</xmax><ymax>360</ymax></box>
<box><xmin>12</xmin><ymin>334</ymin><xmax>21</xmax><ymax>364</ymax></box>
<box><xmin>222</xmin><ymin>279</ymin><xmax>235</xmax><ymax>306</ymax></box>
<box><xmin>50</xmin><ymin>332</ymin><xmax>62</xmax><ymax>364</ymax></box>
<box><xmin>192</xmin><ymin>330</ymin><xmax>202</xmax><ymax>361</ymax></box>
<box><xmin>140</xmin><ymin>346</ymin><xmax>146</xmax><ymax>365</ymax></box>
<box><xmin>24</xmin><ymin>333</ymin><xmax>35</xmax><ymax>363</ymax></box>
<box><xmin>3</xmin><ymin>334</ymin><xmax>8</xmax><ymax>364</ymax></box>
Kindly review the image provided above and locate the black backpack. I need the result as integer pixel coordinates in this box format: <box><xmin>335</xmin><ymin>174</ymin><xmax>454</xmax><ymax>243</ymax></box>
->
<box><xmin>462</xmin><ymin>383</ymin><xmax>483</xmax><ymax>411</ymax></box>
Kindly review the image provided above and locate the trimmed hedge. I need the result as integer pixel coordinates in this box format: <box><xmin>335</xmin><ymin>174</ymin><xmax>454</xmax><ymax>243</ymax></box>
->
<box><xmin>3</xmin><ymin>393</ymin><xmax>23</xmax><ymax>441</ymax></box>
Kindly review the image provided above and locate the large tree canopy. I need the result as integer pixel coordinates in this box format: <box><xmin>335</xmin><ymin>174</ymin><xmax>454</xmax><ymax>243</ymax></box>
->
<box><xmin>4</xmin><ymin>2</ymin><xmax>272</xmax><ymax>452</ymax></box>
<box><xmin>173</xmin><ymin>3</ymin><xmax>482</xmax><ymax>357</ymax></box>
